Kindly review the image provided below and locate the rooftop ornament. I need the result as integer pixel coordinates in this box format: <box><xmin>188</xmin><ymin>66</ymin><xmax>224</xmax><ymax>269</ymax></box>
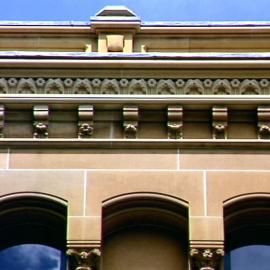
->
<box><xmin>90</xmin><ymin>5</ymin><xmax>141</xmax><ymax>30</ymax></box>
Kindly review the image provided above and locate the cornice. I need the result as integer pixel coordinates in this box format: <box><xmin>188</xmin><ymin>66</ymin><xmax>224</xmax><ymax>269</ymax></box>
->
<box><xmin>2</xmin><ymin>58</ymin><xmax>270</xmax><ymax>70</ymax></box>
<box><xmin>0</xmin><ymin>94</ymin><xmax>270</xmax><ymax>104</ymax></box>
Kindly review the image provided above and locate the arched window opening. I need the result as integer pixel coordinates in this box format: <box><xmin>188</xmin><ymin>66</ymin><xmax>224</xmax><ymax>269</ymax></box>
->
<box><xmin>0</xmin><ymin>194</ymin><xmax>67</xmax><ymax>270</ymax></box>
<box><xmin>224</xmin><ymin>196</ymin><xmax>270</xmax><ymax>270</ymax></box>
<box><xmin>102</xmin><ymin>194</ymin><xmax>189</xmax><ymax>270</ymax></box>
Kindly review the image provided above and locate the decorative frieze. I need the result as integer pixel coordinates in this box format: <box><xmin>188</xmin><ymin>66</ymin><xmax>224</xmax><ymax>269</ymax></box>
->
<box><xmin>78</xmin><ymin>105</ymin><xmax>94</xmax><ymax>139</ymax></box>
<box><xmin>123</xmin><ymin>105</ymin><xmax>139</xmax><ymax>138</ymax></box>
<box><xmin>1</xmin><ymin>78</ymin><xmax>270</xmax><ymax>95</ymax></box>
<box><xmin>167</xmin><ymin>105</ymin><xmax>183</xmax><ymax>139</ymax></box>
<box><xmin>33</xmin><ymin>105</ymin><xmax>49</xmax><ymax>138</ymax></box>
<box><xmin>190</xmin><ymin>248</ymin><xmax>224</xmax><ymax>270</ymax></box>
<box><xmin>212</xmin><ymin>106</ymin><xmax>228</xmax><ymax>139</ymax></box>
<box><xmin>67</xmin><ymin>248</ymin><xmax>101</xmax><ymax>270</ymax></box>
<box><xmin>257</xmin><ymin>106</ymin><xmax>270</xmax><ymax>139</ymax></box>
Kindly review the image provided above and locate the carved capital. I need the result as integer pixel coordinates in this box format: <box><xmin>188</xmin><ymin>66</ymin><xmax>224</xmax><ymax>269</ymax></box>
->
<box><xmin>33</xmin><ymin>105</ymin><xmax>49</xmax><ymax>138</ymax></box>
<box><xmin>67</xmin><ymin>248</ymin><xmax>101</xmax><ymax>270</ymax></box>
<box><xmin>212</xmin><ymin>106</ymin><xmax>228</xmax><ymax>139</ymax></box>
<box><xmin>167</xmin><ymin>105</ymin><xmax>183</xmax><ymax>139</ymax></box>
<box><xmin>78</xmin><ymin>105</ymin><xmax>94</xmax><ymax>138</ymax></box>
<box><xmin>0</xmin><ymin>105</ymin><xmax>5</xmax><ymax>138</ymax></box>
<box><xmin>123</xmin><ymin>105</ymin><xmax>139</xmax><ymax>138</ymax></box>
<box><xmin>190</xmin><ymin>248</ymin><xmax>224</xmax><ymax>270</ymax></box>
<box><xmin>257</xmin><ymin>106</ymin><xmax>270</xmax><ymax>139</ymax></box>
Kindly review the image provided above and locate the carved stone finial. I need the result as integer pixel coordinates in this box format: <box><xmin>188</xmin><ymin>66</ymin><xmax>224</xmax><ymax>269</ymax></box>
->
<box><xmin>212</xmin><ymin>106</ymin><xmax>228</xmax><ymax>139</ymax></box>
<box><xmin>123</xmin><ymin>105</ymin><xmax>139</xmax><ymax>138</ymax></box>
<box><xmin>67</xmin><ymin>248</ymin><xmax>101</xmax><ymax>270</ymax></box>
<box><xmin>257</xmin><ymin>106</ymin><xmax>270</xmax><ymax>139</ymax></box>
<box><xmin>167</xmin><ymin>105</ymin><xmax>183</xmax><ymax>139</ymax></box>
<box><xmin>0</xmin><ymin>105</ymin><xmax>5</xmax><ymax>138</ymax></box>
<box><xmin>190</xmin><ymin>248</ymin><xmax>224</xmax><ymax>270</ymax></box>
<box><xmin>33</xmin><ymin>105</ymin><xmax>49</xmax><ymax>138</ymax></box>
<box><xmin>78</xmin><ymin>105</ymin><xmax>94</xmax><ymax>139</ymax></box>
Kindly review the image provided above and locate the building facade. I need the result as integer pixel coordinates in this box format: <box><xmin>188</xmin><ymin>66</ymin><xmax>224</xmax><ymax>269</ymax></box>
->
<box><xmin>0</xmin><ymin>6</ymin><xmax>270</xmax><ymax>270</ymax></box>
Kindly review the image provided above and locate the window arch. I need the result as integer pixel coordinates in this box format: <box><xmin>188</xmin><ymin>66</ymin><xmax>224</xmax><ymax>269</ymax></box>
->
<box><xmin>224</xmin><ymin>194</ymin><xmax>270</xmax><ymax>270</ymax></box>
<box><xmin>102</xmin><ymin>193</ymin><xmax>189</xmax><ymax>270</ymax></box>
<box><xmin>0</xmin><ymin>192</ymin><xmax>67</xmax><ymax>270</ymax></box>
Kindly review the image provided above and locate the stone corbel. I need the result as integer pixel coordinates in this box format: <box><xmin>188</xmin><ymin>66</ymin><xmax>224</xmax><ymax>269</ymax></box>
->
<box><xmin>167</xmin><ymin>105</ymin><xmax>183</xmax><ymax>139</ymax></box>
<box><xmin>78</xmin><ymin>105</ymin><xmax>94</xmax><ymax>139</ymax></box>
<box><xmin>190</xmin><ymin>248</ymin><xmax>224</xmax><ymax>270</ymax></box>
<box><xmin>67</xmin><ymin>248</ymin><xmax>101</xmax><ymax>270</ymax></box>
<box><xmin>0</xmin><ymin>105</ymin><xmax>5</xmax><ymax>138</ymax></box>
<box><xmin>123</xmin><ymin>105</ymin><xmax>139</xmax><ymax>138</ymax></box>
<box><xmin>98</xmin><ymin>33</ymin><xmax>133</xmax><ymax>53</ymax></box>
<box><xmin>33</xmin><ymin>105</ymin><xmax>49</xmax><ymax>138</ymax></box>
<box><xmin>257</xmin><ymin>106</ymin><xmax>270</xmax><ymax>139</ymax></box>
<box><xmin>106</xmin><ymin>34</ymin><xmax>124</xmax><ymax>52</ymax></box>
<box><xmin>212</xmin><ymin>106</ymin><xmax>228</xmax><ymax>139</ymax></box>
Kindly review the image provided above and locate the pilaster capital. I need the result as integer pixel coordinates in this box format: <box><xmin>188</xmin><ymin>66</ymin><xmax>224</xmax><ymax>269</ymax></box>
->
<box><xmin>67</xmin><ymin>248</ymin><xmax>101</xmax><ymax>270</ymax></box>
<box><xmin>190</xmin><ymin>248</ymin><xmax>224</xmax><ymax>270</ymax></box>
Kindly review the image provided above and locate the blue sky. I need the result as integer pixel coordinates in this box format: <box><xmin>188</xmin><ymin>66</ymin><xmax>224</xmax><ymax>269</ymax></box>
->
<box><xmin>225</xmin><ymin>245</ymin><xmax>270</xmax><ymax>270</ymax></box>
<box><xmin>0</xmin><ymin>244</ymin><xmax>65</xmax><ymax>270</ymax></box>
<box><xmin>0</xmin><ymin>0</ymin><xmax>270</xmax><ymax>21</ymax></box>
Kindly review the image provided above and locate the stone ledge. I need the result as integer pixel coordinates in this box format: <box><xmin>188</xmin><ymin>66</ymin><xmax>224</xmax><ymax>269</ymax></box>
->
<box><xmin>2</xmin><ymin>138</ymin><xmax>270</xmax><ymax>149</ymax></box>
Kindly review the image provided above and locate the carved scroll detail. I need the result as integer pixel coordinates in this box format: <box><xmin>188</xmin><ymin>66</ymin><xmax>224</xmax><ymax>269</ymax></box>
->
<box><xmin>190</xmin><ymin>248</ymin><xmax>224</xmax><ymax>270</ymax></box>
<box><xmin>67</xmin><ymin>248</ymin><xmax>101</xmax><ymax>270</ymax></box>
<box><xmin>167</xmin><ymin>105</ymin><xmax>183</xmax><ymax>139</ymax></box>
<box><xmin>123</xmin><ymin>105</ymin><xmax>139</xmax><ymax>138</ymax></box>
<box><xmin>212</xmin><ymin>106</ymin><xmax>228</xmax><ymax>139</ymax></box>
<box><xmin>33</xmin><ymin>105</ymin><xmax>49</xmax><ymax>138</ymax></box>
<box><xmin>78</xmin><ymin>105</ymin><xmax>94</xmax><ymax>139</ymax></box>
<box><xmin>257</xmin><ymin>106</ymin><xmax>270</xmax><ymax>139</ymax></box>
<box><xmin>0</xmin><ymin>105</ymin><xmax>5</xmax><ymax>138</ymax></box>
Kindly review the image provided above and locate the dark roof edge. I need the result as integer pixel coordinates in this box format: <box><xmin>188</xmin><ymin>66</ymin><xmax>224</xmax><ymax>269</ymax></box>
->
<box><xmin>1</xmin><ymin>20</ymin><xmax>270</xmax><ymax>27</ymax></box>
<box><xmin>0</xmin><ymin>21</ymin><xmax>90</xmax><ymax>26</ymax></box>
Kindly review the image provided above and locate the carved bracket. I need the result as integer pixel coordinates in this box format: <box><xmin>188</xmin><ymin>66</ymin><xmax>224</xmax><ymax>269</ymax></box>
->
<box><xmin>0</xmin><ymin>105</ymin><xmax>5</xmax><ymax>138</ymax></box>
<box><xmin>257</xmin><ymin>106</ymin><xmax>270</xmax><ymax>139</ymax></box>
<box><xmin>190</xmin><ymin>248</ymin><xmax>224</xmax><ymax>270</ymax></box>
<box><xmin>78</xmin><ymin>105</ymin><xmax>94</xmax><ymax>139</ymax></box>
<box><xmin>212</xmin><ymin>106</ymin><xmax>228</xmax><ymax>139</ymax></box>
<box><xmin>67</xmin><ymin>248</ymin><xmax>101</xmax><ymax>270</ymax></box>
<box><xmin>167</xmin><ymin>105</ymin><xmax>183</xmax><ymax>139</ymax></box>
<box><xmin>123</xmin><ymin>105</ymin><xmax>139</xmax><ymax>138</ymax></box>
<box><xmin>33</xmin><ymin>105</ymin><xmax>49</xmax><ymax>138</ymax></box>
